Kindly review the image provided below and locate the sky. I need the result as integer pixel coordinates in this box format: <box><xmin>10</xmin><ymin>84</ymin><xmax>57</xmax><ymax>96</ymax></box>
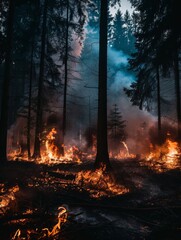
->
<box><xmin>120</xmin><ymin>0</ymin><xmax>133</xmax><ymax>13</ymax></box>
<box><xmin>111</xmin><ymin>0</ymin><xmax>133</xmax><ymax>15</ymax></box>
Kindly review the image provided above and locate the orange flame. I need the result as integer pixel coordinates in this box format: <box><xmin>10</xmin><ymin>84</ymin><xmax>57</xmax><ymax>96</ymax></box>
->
<box><xmin>75</xmin><ymin>166</ymin><xmax>129</xmax><ymax>198</ymax></box>
<box><xmin>142</xmin><ymin>138</ymin><xmax>181</xmax><ymax>172</ymax></box>
<box><xmin>12</xmin><ymin>206</ymin><xmax>68</xmax><ymax>239</ymax></box>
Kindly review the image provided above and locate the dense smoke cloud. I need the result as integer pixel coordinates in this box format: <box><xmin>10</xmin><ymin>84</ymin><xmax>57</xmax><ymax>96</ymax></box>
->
<box><xmin>68</xmin><ymin>27</ymin><xmax>157</xmax><ymax>154</ymax></box>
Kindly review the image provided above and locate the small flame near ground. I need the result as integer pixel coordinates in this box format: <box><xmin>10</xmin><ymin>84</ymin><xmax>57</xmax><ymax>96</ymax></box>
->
<box><xmin>11</xmin><ymin>206</ymin><xmax>68</xmax><ymax>239</ymax></box>
<box><xmin>7</xmin><ymin>128</ymin><xmax>181</xmax><ymax>172</ymax></box>
<box><xmin>0</xmin><ymin>185</ymin><xmax>19</xmax><ymax>211</ymax></box>
<box><xmin>75</xmin><ymin>165</ymin><xmax>129</xmax><ymax>198</ymax></box>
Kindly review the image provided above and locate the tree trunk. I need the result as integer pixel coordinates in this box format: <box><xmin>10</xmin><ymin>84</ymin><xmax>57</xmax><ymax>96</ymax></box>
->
<box><xmin>0</xmin><ymin>0</ymin><xmax>15</xmax><ymax>163</ymax></box>
<box><xmin>94</xmin><ymin>0</ymin><xmax>110</xmax><ymax>170</ymax></box>
<box><xmin>62</xmin><ymin>0</ymin><xmax>69</xmax><ymax>156</ymax></box>
<box><xmin>33</xmin><ymin>0</ymin><xmax>48</xmax><ymax>159</ymax></box>
<box><xmin>173</xmin><ymin>48</ymin><xmax>181</xmax><ymax>142</ymax></box>
<box><xmin>156</xmin><ymin>66</ymin><xmax>161</xmax><ymax>141</ymax></box>
<box><xmin>27</xmin><ymin>40</ymin><xmax>34</xmax><ymax>159</ymax></box>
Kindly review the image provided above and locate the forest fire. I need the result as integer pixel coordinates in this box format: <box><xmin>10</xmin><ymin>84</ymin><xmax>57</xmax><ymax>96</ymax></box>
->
<box><xmin>11</xmin><ymin>206</ymin><xmax>68</xmax><ymax>239</ymax></box>
<box><xmin>8</xmin><ymin>128</ymin><xmax>82</xmax><ymax>165</ymax></box>
<box><xmin>44</xmin><ymin>128</ymin><xmax>60</xmax><ymax>160</ymax></box>
<box><xmin>0</xmin><ymin>185</ymin><xmax>19</xmax><ymax>212</ymax></box>
<box><xmin>110</xmin><ymin>141</ymin><xmax>135</xmax><ymax>159</ymax></box>
<box><xmin>75</xmin><ymin>165</ymin><xmax>129</xmax><ymax>198</ymax></box>
<box><xmin>141</xmin><ymin>138</ymin><xmax>181</xmax><ymax>172</ymax></box>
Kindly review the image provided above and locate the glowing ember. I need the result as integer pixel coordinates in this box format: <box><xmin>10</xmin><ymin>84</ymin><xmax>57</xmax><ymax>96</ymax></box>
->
<box><xmin>142</xmin><ymin>138</ymin><xmax>181</xmax><ymax>172</ymax></box>
<box><xmin>75</xmin><ymin>166</ymin><xmax>129</xmax><ymax>198</ymax></box>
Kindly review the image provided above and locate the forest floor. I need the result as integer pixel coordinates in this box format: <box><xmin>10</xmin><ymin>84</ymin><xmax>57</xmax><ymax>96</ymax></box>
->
<box><xmin>0</xmin><ymin>159</ymin><xmax>181</xmax><ymax>240</ymax></box>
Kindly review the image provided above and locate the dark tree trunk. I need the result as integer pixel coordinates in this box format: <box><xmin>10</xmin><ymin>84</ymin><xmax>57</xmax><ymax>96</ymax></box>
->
<box><xmin>174</xmin><ymin>50</ymin><xmax>181</xmax><ymax>142</ymax></box>
<box><xmin>173</xmin><ymin>48</ymin><xmax>181</xmax><ymax>142</ymax></box>
<box><xmin>62</xmin><ymin>0</ymin><xmax>69</xmax><ymax>156</ymax></box>
<box><xmin>0</xmin><ymin>0</ymin><xmax>14</xmax><ymax>163</ymax></box>
<box><xmin>156</xmin><ymin>66</ymin><xmax>161</xmax><ymax>141</ymax></box>
<box><xmin>33</xmin><ymin>0</ymin><xmax>48</xmax><ymax>159</ymax></box>
<box><xmin>94</xmin><ymin>0</ymin><xmax>110</xmax><ymax>170</ymax></box>
<box><xmin>27</xmin><ymin>40</ymin><xmax>34</xmax><ymax>160</ymax></box>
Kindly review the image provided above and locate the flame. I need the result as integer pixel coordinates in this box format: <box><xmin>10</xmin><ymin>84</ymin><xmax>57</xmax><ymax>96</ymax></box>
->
<box><xmin>45</xmin><ymin>128</ymin><xmax>60</xmax><ymax>160</ymax></box>
<box><xmin>142</xmin><ymin>138</ymin><xmax>181</xmax><ymax>172</ymax></box>
<box><xmin>8</xmin><ymin>128</ymin><xmax>82</xmax><ymax>165</ymax></box>
<box><xmin>110</xmin><ymin>141</ymin><xmax>135</xmax><ymax>159</ymax></box>
<box><xmin>8</xmin><ymin>148</ymin><xmax>22</xmax><ymax>160</ymax></box>
<box><xmin>75</xmin><ymin>165</ymin><xmax>129</xmax><ymax>198</ymax></box>
<box><xmin>12</xmin><ymin>206</ymin><xmax>68</xmax><ymax>239</ymax></box>
<box><xmin>43</xmin><ymin>206</ymin><xmax>67</xmax><ymax>237</ymax></box>
<box><xmin>0</xmin><ymin>185</ymin><xmax>19</xmax><ymax>210</ymax></box>
<box><xmin>40</xmin><ymin>128</ymin><xmax>82</xmax><ymax>164</ymax></box>
<box><xmin>12</xmin><ymin>229</ymin><xmax>21</xmax><ymax>240</ymax></box>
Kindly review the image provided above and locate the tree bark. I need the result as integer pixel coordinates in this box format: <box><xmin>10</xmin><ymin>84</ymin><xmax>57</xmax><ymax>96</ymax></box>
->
<box><xmin>95</xmin><ymin>0</ymin><xmax>110</xmax><ymax>170</ymax></box>
<box><xmin>173</xmin><ymin>48</ymin><xmax>181</xmax><ymax>142</ymax></box>
<box><xmin>62</xmin><ymin>0</ymin><xmax>69</xmax><ymax>156</ymax></box>
<box><xmin>156</xmin><ymin>66</ymin><xmax>161</xmax><ymax>141</ymax></box>
<box><xmin>0</xmin><ymin>0</ymin><xmax>15</xmax><ymax>163</ymax></box>
<box><xmin>27</xmin><ymin>40</ymin><xmax>34</xmax><ymax>159</ymax></box>
<box><xmin>33</xmin><ymin>0</ymin><xmax>48</xmax><ymax>159</ymax></box>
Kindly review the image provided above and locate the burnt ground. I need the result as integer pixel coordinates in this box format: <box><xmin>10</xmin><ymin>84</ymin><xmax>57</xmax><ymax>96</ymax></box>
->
<box><xmin>0</xmin><ymin>159</ymin><xmax>181</xmax><ymax>240</ymax></box>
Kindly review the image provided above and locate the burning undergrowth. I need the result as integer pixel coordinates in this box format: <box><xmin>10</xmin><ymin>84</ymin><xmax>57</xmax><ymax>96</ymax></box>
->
<box><xmin>139</xmin><ymin>123</ymin><xmax>181</xmax><ymax>172</ymax></box>
<box><xmin>142</xmin><ymin>138</ymin><xmax>181</xmax><ymax>172</ymax></box>
<box><xmin>0</xmin><ymin>158</ymin><xmax>180</xmax><ymax>240</ymax></box>
<box><xmin>75</xmin><ymin>166</ymin><xmax>129</xmax><ymax>198</ymax></box>
<box><xmin>0</xmin><ymin>185</ymin><xmax>19</xmax><ymax>214</ymax></box>
<box><xmin>8</xmin><ymin>128</ymin><xmax>82</xmax><ymax>165</ymax></box>
<box><xmin>11</xmin><ymin>206</ymin><xmax>68</xmax><ymax>240</ymax></box>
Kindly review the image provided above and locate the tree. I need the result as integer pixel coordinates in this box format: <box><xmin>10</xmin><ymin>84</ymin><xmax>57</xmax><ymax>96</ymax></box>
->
<box><xmin>0</xmin><ymin>0</ymin><xmax>15</xmax><ymax>162</ymax></box>
<box><xmin>62</xmin><ymin>0</ymin><xmax>69</xmax><ymax>156</ymax></box>
<box><xmin>127</xmin><ymin>0</ymin><xmax>181</xmax><ymax>142</ymax></box>
<box><xmin>108</xmin><ymin>104</ymin><xmax>126</xmax><ymax>141</ymax></box>
<box><xmin>94</xmin><ymin>0</ymin><xmax>110</xmax><ymax>170</ymax></box>
<box><xmin>124</xmin><ymin>10</ymin><xmax>135</xmax><ymax>54</ymax></box>
<box><xmin>33</xmin><ymin>0</ymin><xmax>48</xmax><ymax>159</ymax></box>
<box><xmin>111</xmin><ymin>10</ymin><xmax>127</xmax><ymax>52</ymax></box>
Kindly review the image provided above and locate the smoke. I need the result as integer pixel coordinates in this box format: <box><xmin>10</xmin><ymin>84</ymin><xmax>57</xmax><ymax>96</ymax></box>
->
<box><xmin>64</xmin><ymin>26</ymin><xmax>159</xmax><ymax>154</ymax></box>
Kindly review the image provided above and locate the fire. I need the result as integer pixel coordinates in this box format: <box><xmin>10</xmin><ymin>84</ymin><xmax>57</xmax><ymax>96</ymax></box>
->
<box><xmin>110</xmin><ymin>141</ymin><xmax>135</xmax><ymax>159</ymax></box>
<box><xmin>11</xmin><ymin>206</ymin><xmax>68</xmax><ymax>239</ymax></box>
<box><xmin>8</xmin><ymin>128</ymin><xmax>82</xmax><ymax>164</ymax></box>
<box><xmin>40</xmin><ymin>128</ymin><xmax>82</xmax><ymax>164</ymax></box>
<box><xmin>12</xmin><ymin>229</ymin><xmax>21</xmax><ymax>240</ymax></box>
<box><xmin>75</xmin><ymin>165</ymin><xmax>129</xmax><ymax>198</ymax></box>
<box><xmin>142</xmin><ymin>138</ymin><xmax>181</xmax><ymax>172</ymax></box>
<box><xmin>43</xmin><ymin>206</ymin><xmax>67</xmax><ymax>237</ymax></box>
<box><xmin>0</xmin><ymin>185</ymin><xmax>19</xmax><ymax>211</ymax></box>
<box><xmin>45</xmin><ymin>128</ymin><xmax>60</xmax><ymax>160</ymax></box>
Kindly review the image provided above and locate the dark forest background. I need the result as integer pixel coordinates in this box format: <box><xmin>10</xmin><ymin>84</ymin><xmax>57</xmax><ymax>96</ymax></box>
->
<box><xmin>0</xmin><ymin>0</ymin><xmax>181</xmax><ymax>166</ymax></box>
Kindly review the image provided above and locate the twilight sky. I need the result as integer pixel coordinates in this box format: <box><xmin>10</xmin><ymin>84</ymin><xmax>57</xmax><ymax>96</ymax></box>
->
<box><xmin>121</xmin><ymin>0</ymin><xmax>133</xmax><ymax>13</ymax></box>
<box><xmin>111</xmin><ymin>0</ymin><xmax>133</xmax><ymax>15</ymax></box>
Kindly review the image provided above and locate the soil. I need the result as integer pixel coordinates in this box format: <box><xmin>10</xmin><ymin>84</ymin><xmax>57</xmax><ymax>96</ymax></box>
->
<box><xmin>0</xmin><ymin>159</ymin><xmax>181</xmax><ymax>240</ymax></box>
